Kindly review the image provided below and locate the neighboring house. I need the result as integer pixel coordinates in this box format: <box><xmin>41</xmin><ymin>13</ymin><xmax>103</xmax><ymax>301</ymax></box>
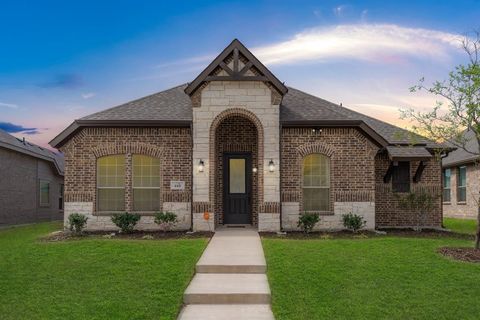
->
<box><xmin>0</xmin><ymin>129</ymin><xmax>64</xmax><ymax>226</ymax></box>
<box><xmin>442</xmin><ymin>130</ymin><xmax>479</xmax><ymax>219</ymax></box>
<box><xmin>51</xmin><ymin>39</ymin><xmax>445</xmax><ymax>232</ymax></box>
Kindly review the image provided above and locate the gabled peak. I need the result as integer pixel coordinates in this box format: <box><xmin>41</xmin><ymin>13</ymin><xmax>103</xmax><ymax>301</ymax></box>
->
<box><xmin>185</xmin><ymin>39</ymin><xmax>287</xmax><ymax>96</ymax></box>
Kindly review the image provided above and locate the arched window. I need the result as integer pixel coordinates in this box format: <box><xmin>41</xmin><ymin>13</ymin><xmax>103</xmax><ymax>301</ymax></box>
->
<box><xmin>133</xmin><ymin>155</ymin><xmax>161</xmax><ymax>211</ymax></box>
<box><xmin>303</xmin><ymin>154</ymin><xmax>330</xmax><ymax>212</ymax></box>
<box><xmin>97</xmin><ymin>155</ymin><xmax>125</xmax><ymax>212</ymax></box>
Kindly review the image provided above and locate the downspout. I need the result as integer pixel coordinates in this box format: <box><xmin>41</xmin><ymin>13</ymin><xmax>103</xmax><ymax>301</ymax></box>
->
<box><xmin>189</xmin><ymin>122</ymin><xmax>194</xmax><ymax>232</ymax></box>
<box><xmin>279</xmin><ymin>121</ymin><xmax>283</xmax><ymax>232</ymax></box>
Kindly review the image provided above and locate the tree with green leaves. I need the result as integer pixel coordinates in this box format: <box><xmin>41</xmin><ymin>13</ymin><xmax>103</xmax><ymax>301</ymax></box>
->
<box><xmin>401</xmin><ymin>31</ymin><xmax>480</xmax><ymax>249</ymax></box>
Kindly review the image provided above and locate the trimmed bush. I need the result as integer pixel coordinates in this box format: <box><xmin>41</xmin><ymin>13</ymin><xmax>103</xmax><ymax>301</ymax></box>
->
<box><xmin>342</xmin><ymin>213</ymin><xmax>366</xmax><ymax>232</ymax></box>
<box><xmin>154</xmin><ymin>211</ymin><xmax>178</xmax><ymax>232</ymax></box>
<box><xmin>111</xmin><ymin>212</ymin><xmax>141</xmax><ymax>233</ymax></box>
<box><xmin>68</xmin><ymin>213</ymin><xmax>88</xmax><ymax>233</ymax></box>
<box><xmin>297</xmin><ymin>212</ymin><xmax>320</xmax><ymax>233</ymax></box>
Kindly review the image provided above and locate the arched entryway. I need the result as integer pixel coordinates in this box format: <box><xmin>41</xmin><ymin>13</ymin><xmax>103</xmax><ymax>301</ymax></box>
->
<box><xmin>210</xmin><ymin>111</ymin><xmax>263</xmax><ymax>226</ymax></box>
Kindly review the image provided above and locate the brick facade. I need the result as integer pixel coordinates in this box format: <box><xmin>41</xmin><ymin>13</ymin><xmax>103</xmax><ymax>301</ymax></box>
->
<box><xmin>443</xmin><ymin>164</ymin><xmax>480</xmax><ymax>219</ymax></box>
<box><xmin>61</xmin><ymin>127</ymin><xmax>192</xmax><ymax>230</ymax></box>
<box><xmin>375</xmin><ymin>153</ymin><xmax>443</xmax><ymax>227</ymax></box>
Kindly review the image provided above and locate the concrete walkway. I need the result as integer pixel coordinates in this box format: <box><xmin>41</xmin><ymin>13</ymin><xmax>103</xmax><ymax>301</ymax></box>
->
<box><xmin>178</xmin><ymin>227</ymin><xmax>274</xmax><ymax>320</ymax></box>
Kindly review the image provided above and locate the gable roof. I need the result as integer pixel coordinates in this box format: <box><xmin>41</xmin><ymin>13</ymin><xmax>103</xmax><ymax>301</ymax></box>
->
<box><xmin>184</xmin><ymin>39</ymin><xmax>288</xmax><ymax>96</ymax></box>
<box><xmin>442</xmin><ymin>129</ymin><xmax>479</xmax><ymax>167</ymax></box>
<box><xmin>0</xmin><ymin>129</ymin><xmax>64</xmax><ymax>175</ymax></box>
<box><xmin>50</xmin><ymin>83</ymin><xmax>442</xmax><ymax>152</ymax></box>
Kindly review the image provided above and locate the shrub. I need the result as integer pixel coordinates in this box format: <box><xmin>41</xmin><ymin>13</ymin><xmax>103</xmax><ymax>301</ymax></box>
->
<box><xmin>342</xmin><ymin>213</ymin><xmax>366</xmax><ymax>232</ymax></box>
<box><xmin>111</xmin><ymin>212</ymin><xmax>141</xmax><ymax>233</ymax></box>
<box><xmin>154</xmin><ymin>211</ymin><xmax>178</xmax><ymax>232</ymax></box>
<box><xmin>297</xmin><ymin>212</ymin><xmax>320</xmax><ymax>233</ymax></box>
<box><xmin>68</xmin><ymin>213</ymin><xmax>88</xmax><ymax>233</ymax></box>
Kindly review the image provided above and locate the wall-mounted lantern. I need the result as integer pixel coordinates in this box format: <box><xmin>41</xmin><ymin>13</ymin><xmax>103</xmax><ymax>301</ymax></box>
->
<box><xmin>198</xmin><ymin>159</ymin><xmax>205</xmax><ymax>173</ymax></box>
<box><xmin>252</xmin><ymin>167</ymin><xmax>258</xmax><ymax>173</ymax></box>
<box><xmin>268</xmin><ymin>160</ymin><xmax>275</xmax><ymax>173</ymax></box>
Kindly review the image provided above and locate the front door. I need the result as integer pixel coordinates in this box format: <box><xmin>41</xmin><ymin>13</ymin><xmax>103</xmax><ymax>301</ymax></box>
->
<box><xmin>223</xmin><ymin>153</ymin><xmax>252</xmax><ymax>224</ymax></box>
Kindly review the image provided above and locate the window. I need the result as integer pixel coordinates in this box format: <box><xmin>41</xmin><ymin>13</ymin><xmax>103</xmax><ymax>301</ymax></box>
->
<box><xmin>97</xmin><ymin>155</ymin><xmax>125</xmax><ymax>211</ymax></box>
<box><xmin>59</xmin><ymin>184</ymin><xmax>64</xmax><ymax>210</ymax></box>
<box><xmin>39</xmin><ymin>180</ymin><xmax>50</xmax><ymax>206</ymax></box>
<box><xmin>133</xmin><ymin>155</ymin><xmax>160</xmax><ymax>211</ymax></box>
<box><xmin>303</xmin><ymin>154</ymin><xmax>330</xmax><ymax>212</ymax></box>
<box><xmin>392</xmin><ymin>161</ymin><xmax>410</xmax><ymax>193</ymax></box>
<box><xmin>443</xmin><ymin>169</ymin><xmax>451</xmax><ymax>203</ymax></box>
<box><xmin>457</xmin><ymin>166</ymin><xmax>467</xmax><ymax>203</ymax></box>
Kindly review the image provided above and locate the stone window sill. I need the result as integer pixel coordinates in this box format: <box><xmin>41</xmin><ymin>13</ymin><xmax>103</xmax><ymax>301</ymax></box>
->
<box><xmin>457</xmin><ymin>202</ymin><xmax>467</xmax><ymax>205</ymax></box>
<box><xmin>443</xmin><ymin>202</ymin><xmax>451</xmax><ymax>205</ymax></box>
<box><xmin>94</xmin><ymin>211</ymin><xmax>158</xmax><ymax>216</ymax></box>
<box><xmin>304</xmin><ymin>211</ymin><xmax>334</xmax><ymax>216</ymax></box>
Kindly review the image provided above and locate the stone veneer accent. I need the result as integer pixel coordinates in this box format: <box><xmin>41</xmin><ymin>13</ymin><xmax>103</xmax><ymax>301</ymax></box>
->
<box><xmin>282</xmin><ymin>202</ymin><xmax>375</xmax><ymax>231</ymax></box>
<box><xmin>192</xmin><ymin>81</ymin><xmax>280</xmax><ymax>231</ymax></box>
<box><xmin>443</xmin><ymin>164</ymin><xmax>479</xmax><ymax>219</ymax></box>
<box><xmin>64</xmin><ymin>202</ymin><xmax>191</xmax><ymax>231</ymax></box>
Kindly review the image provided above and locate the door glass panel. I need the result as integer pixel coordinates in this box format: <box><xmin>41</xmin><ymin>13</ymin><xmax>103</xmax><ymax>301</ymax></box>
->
<box><xmin>229</xmin><ymin>158</ymin><xmax>246</xmax><ymax>194</ymax></box>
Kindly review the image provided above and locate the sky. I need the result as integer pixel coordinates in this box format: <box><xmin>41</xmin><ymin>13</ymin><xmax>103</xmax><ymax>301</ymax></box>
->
<box><xmin>1</xmin><ymin>0</ymin><xmax>479</xmax><ymax>150</ymax></box>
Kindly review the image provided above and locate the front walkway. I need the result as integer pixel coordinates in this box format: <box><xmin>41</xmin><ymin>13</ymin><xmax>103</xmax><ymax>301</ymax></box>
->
<box><xmin>178</xmin><ymin>227</ymin><xmax>274</xmax><ymax>319</ymax></box>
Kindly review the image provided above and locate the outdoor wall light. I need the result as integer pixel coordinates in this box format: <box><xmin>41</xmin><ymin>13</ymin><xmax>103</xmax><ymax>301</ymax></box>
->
<box><xmin>268</xmin><ymin>160</ymin><xmax>275</xmax><ymax>173</ymax></box>
<box><xmin>198</xmin><ymin>160</ymin><xmax>205</xmax><ymax>172</ymax></box>
<box><xmin>252</xmin><ymin>167</ymin><xmax>258</xmax><ymax>173</ymax></box>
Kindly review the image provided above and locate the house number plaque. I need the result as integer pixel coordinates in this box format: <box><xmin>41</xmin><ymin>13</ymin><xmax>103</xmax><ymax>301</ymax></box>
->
<box><xmin>170</xmin><ymin>181</ymin><xmax>185</xmax><ymax>190</ymax></box>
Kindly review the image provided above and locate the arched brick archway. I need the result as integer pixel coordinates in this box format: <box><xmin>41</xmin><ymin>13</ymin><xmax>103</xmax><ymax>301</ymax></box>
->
<box><xmin>209</xmin><ymin>108</ymin><xmax>264</xmax><ymax>226</ymax></box>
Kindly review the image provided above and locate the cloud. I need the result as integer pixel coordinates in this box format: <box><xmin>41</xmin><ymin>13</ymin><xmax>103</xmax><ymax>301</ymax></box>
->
<box><xmin>252</xmin><ymin>24</ymin><xmax>463</xmax><ymax>65</ymax></box>
<box><xmin>361</xmin><ymin>9</ymin><xmax>368</xmax><ymax>21</ymax></box>
<box><xmin>39</xmin><ymin>73</ymin><xmax>83</xmax><ymax>89</ymax></box>
<box><xmin>0</xmin><ymin>102</ymin><xmax>18</xmax><ymax>109</ymax></box>
<box><xmin>0</xmin><ymin>122</ymin><xmax>39</xmax><ymax>134</ymax></box>
<box><xmin>81</xmin><ymin>92</ymin><xmax>95</xmax><ymax>99</ymax></box>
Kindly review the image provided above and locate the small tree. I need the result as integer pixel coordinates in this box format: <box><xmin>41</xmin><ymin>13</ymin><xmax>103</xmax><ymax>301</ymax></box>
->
<box><xmin>342</xmin><ymin>213</ymin><xmax>366</xmax><ymax>233</ymax></box>
<box><xmin>401</xmin><ymin>31</ymin><xmax>480</xmax><ymax>249</ymax></box>
<box><xmin>111</xmin><ymin>212</ymin><xmax>141</xmax><ymax>233</ymax></box>
<box><xmin>394</xmin><ymin>189</ymin><xmax>440</xmax><ymax>230</ymax></box>
<box><xmin>154</xmin><ymin>211</ymin><xmax>178</xmax><ymax>232</ymax></box>
<box><xmin>297</xmin><ymin>212</ymin><xmax>320</xmax><ymax>234</ymax></box>
<box><xmin>68</xmin><ymin>213</ymin><xmax>88</xmax><ymax>233</ymax></box>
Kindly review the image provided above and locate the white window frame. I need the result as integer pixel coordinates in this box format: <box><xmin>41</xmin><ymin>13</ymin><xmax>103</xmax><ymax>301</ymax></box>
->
<box><xmin>302</xmin><ymin>153</ymin><xmax>330</xmax><ymax>213</ymax></box>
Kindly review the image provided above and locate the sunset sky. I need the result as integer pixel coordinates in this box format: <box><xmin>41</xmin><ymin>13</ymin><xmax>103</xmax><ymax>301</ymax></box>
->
<box><xmin>1</xmin><ymin>0</ymin><xmax>479</xmax><ymax>150</ymax></box>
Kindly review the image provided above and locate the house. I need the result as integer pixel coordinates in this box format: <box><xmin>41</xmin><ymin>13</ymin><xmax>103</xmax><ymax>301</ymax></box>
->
<box><xmin>0</xmin><ymin>129</ymin><xmax>64</xmax><ymax>226</ymax></box>
<box><xmin>442</xmin><ymin>130</ymin><xmax>479</xmax><ymax>219</ymax></box>
<box><xmin>50</xmin><ymin>39</ymin><xmax>445</xmax><ymax>232</ymax></box>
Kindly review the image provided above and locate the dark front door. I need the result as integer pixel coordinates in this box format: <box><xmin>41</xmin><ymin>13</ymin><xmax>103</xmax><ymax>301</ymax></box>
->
<box><xmin>223</xmin><ymin>152</ymin><xmax>252</xmax><ymax>224</ymax></box>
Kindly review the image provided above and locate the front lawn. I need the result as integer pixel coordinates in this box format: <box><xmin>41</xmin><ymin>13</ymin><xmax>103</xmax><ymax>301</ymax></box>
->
<box><xmin>444</xmin><ymin>217</ymin><xmax>478</xmax><ymax>235</ymax></box>
<box><xmin>263</xmin><ymin>236</ymin><xmax>480</xmax><ymax>320</ymax></box>
<box><xmin>0</xmin><ymin>222</ymin><xmax>208</xmax><ymax>320</ymax></box>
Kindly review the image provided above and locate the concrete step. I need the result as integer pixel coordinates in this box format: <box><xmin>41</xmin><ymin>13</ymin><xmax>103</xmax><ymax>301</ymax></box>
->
<box><xmin>178</xmin><ymin>304</ymin><xmax>274</xmax><ymax>320</ymax></box>
<box><xmin>183</xmin><ymin>273</ymin><xmax>271</xmax><ymax>304</ymax></box>
<box><xmin>196</xmin><ymin>228</ymin><xmax>267</xmax><ymax>274</ymax></box>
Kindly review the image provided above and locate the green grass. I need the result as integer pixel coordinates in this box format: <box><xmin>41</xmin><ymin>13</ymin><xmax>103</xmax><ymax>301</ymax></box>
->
<box><xmin>0</xmin><ymin>222</ymin><xmax>208</xmax><ymax>320</ymax></box>
<box><xmin>263</xmin><ymin>236</ymin><xmax>480</xmax><ymax>320</ymax></box>
<box><xmin>444</xmin><ymin>217</ymin><xmax>478</xmax><ymax>235</ymax></box>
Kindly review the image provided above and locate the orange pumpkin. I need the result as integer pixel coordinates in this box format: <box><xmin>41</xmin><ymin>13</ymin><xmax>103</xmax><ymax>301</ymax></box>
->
<box><xmin>203</xmin><ymin>212</ymin><xmax>210</xmax><ymax>221</ymax></box>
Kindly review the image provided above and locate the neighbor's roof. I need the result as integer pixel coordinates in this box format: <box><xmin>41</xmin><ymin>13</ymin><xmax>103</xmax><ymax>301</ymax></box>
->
<box><xmin>442</xmin><ymin>129</ymin><xmax>479</xmax><ymax>167</ymax></box>
<box><xmin>0</xmin><ymin>129</ymin><xmax>64</xmax><ymax>175</ymax></box>
<box><xmin>50</xmin><ymin>84</ymin><xmax>442</xmax><ymax>152</ymax></box>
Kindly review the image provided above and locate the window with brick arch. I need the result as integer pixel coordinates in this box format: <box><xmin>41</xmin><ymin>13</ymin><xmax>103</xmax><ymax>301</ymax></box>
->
<box><xmin>303</xmin><ymin>154</ymin><xmax>330</xmax><ymax>212</ymax></box>
<box><xmin>97</xmin><ymin>155</ymin><xmax>125</xmax><ymax>212</ymax></box>
<box><xmin>132</xmin><ymin>155</ymin><xmax>161</xmax><ymax>211</ymax></box>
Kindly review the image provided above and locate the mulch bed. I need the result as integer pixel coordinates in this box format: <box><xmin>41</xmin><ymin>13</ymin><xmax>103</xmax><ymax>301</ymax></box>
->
<box><xmin>438</xmin><ymin>247</ymin><xmax>480</xmax><ymax>263</ymax></box>
<box><xmin>261</xmin><ymin>228</ymin><xmax>475</xmax><ymax>240</ymax></box>
<box><xmin>41</xmin><ymin>230</ymin><xmax>214</xmax><ymax>242</ymax></box>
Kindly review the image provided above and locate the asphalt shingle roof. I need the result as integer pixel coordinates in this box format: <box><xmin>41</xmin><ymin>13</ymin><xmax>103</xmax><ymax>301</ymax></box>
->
<box><xmin>63</xmin><ymin>83</ymin><xmax>440</xmax><ymax>148</ymax></box>
<box><xmin>0</xmin><ymin>129</ymin><xmax>64</xmax><ymax>175</ymax></box>
<box><xmin>442</xmin><ymin>130</ymin><xmax>479</xmax><ymax>167</ymax></box>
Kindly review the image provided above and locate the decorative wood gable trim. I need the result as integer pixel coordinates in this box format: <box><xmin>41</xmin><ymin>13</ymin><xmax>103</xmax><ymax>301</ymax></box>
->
<box><xmin>184</xmin><ymin>39</ymin><xmax>288</xmax><ymax>97</ymax></box>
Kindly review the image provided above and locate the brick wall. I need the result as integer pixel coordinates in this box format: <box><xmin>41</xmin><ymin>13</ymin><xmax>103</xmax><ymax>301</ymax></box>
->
<box><xmin>375</xmin><ymin>153</ymin><xmax>443</xmax><ymax>227</ymax></box>
<box><xmin>443</xmin><ymin>164</ymin><xmax>480</xmax><ymax>219</ymax></box>
<box><xmin>280</xmin><ymin>127</ymin><xmax>378</xmax><ymax>230</ymax></box>
<box><xmin>214</xmin><ymin>116</ymin><xmax>258</xmax><ymax>225</ymax></box>
<box><xmin>61</xmin><ymin>127</ymin><xmax>192</xmax><ymax>230</ymax></box>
